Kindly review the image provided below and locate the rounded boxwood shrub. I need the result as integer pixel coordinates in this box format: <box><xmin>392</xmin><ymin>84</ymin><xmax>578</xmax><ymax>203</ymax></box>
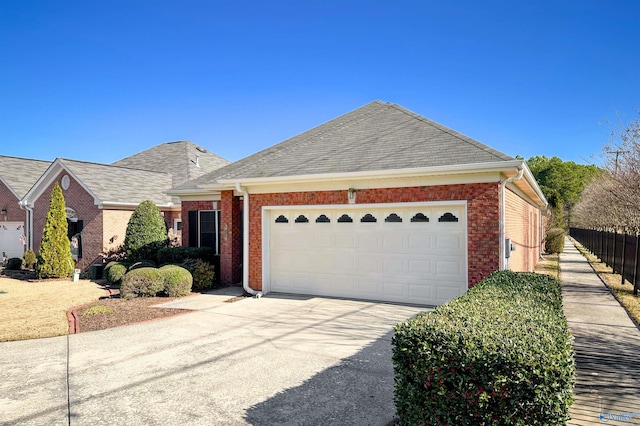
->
<box><xmin>23</xmin><ymin>250</ymin><xmax>36</xmax><ymax>269</ymax></box>
<box><xmin>123</xmin><ymin>200</ymin><xmax>169</xmax><ymax>262</ymax></box>
<box><xmin>157</xmin><ymin>247</ymin><xmax>215</xmax><ymax>265</ymax></box>
<box><xmin>160</xmin><ymin>265</ymin><xmax>192</xmax><ymax>297</ymax></box>
<box><xmin>545</xmin><ymin>228</ymin><xmax>565</xmax><ymax>254</ymax></box>
<box><xmin>120</xmin><ymin>267</ymin><xmax>165</xmax><ymax>299</ymax></box>
<box><xmin>6</xmin><ymin>257</ymin><xmax>23</xmax><ymax>270</ymax></box>
<box><xmin>181</xmin><ymin>259</ymin><xmax>215</xmax><ymax>291</ymax></box>
<box><xmin>104</xmin><ymin>261</ymin><xmax>129</xmax><ymax>284</ymax></box>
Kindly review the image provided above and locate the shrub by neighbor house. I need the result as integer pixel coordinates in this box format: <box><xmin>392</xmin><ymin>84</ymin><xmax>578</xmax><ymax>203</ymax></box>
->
<box><xmin>104</xmin><ymin>261</ymin><xmax>130</xmax><ymax>285</ymax></box>
<box><xmin>392</xmin><ymin>271</ymin><xmax>575</xmax><ymax>425</ymax></box>
<box><xmin>123</xmin><ymin>200</ymin><xmax>169</xmax><ymax>262</ymax></box>
<box><xmin>23</xmin><ymin>250</ymin><xmax>36</xmax><ymax>269</ymax></box>
<box><xmin>36</xmin><ymin>183</ymin><xmax>75</xmax><ymax>279</ymax></box>
<box><xmin>545</xmin><ymin>228</ymin><xmax>566</xmax><ymax>254</ymax></box>
<box><xmin>157</xmin><ymin>247</ymin><xmax>215</xmax><ymax>265</ymax></box>
<box><xmin>160</xmin><ymin>265</ymin><xmax>193</xmax><ymax>297</ymax></box>
<box><xmin>181</xmin><ymin>258</ymin><xmax>215</xmax><ymax>291</ymax></box>
<box><xmin>6</xmin><ymin>257</ymin><xmax>23</xmax><ymax>270</ymax></box>
<box><xmin>120</xmin><ymin>267</ymin><xmax>165</xmax><ymax>299</ymax></box>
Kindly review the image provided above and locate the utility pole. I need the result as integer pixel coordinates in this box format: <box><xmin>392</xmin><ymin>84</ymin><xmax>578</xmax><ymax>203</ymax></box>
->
<box><xmin>604</xmin><ymin>148</ymin><xmax>628</xmax><ymax>174</ymax></box>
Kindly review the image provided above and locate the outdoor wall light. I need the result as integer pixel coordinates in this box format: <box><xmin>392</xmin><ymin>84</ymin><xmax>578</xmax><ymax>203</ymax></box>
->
<box><xmin>0</xmin><ymin>207</ymin><xmax>7</xmax><ymax>215</ymax></box>
<box><xmin>347</xmin><ymin>188</ymin><xmax>356</xmax><ymax>204</ymax></box>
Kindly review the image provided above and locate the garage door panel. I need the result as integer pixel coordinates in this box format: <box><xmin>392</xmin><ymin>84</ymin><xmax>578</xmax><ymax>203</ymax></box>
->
<box><xmin>268</xmin><ymin>205</ymin><xmax>467</xmax><ymax>305</ymax></box>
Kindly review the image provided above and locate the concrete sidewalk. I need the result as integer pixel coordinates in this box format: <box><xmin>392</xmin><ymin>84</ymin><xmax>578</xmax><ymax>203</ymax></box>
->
<box><xmin>561</xmin><ymin>238</ymin><xmax>640</xmax><ymax>425</ymax></box>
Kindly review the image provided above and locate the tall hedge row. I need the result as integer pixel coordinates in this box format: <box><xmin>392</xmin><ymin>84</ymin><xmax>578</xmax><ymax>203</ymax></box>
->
<box><xmin>392</xmin><ymin>271</ymin><xmax>575</xmax><ymax>425</ymax></box>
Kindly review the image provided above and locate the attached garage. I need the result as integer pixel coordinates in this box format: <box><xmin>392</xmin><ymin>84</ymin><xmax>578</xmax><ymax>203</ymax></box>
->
<box><xmin>0</xmin><ymin>222</ymin><xmax>25</xmax><ymax>259</ymax></box>
<box><xmin>263</xmin><ymin>202</ymin><xmax>468</xmax><ymax>306</ymax></box>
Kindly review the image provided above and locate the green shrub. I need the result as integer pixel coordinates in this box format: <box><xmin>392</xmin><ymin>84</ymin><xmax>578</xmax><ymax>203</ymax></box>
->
<box><xmin>160</xmin><ymin>265</ymin><xmax>193</xmax><ymax>297</ymax></box>
<box><xmin>6</xmin><ymin>257</ymin><xmax>23</xmax><ymax>270</ymax></box>
<box><xmin>392</xmin><ymin>271</ymin><xmax>575</xmax><ymax>425</ymax></box>
<box><xmin>23</xmin><ymin>250</ymin><xmax>36</xmax><ymax>269</ymax></box>
<box><xmin>157</xmin><ymin>247</ymin><xmax>215</xmax><ymax>264</ymax></box>
<box><xmin>128</xmin><ymin>260</ymin><xmax>156</xmax><ymax>271</ymax></box>
<box><xmin>123</xmin><ymin>200</ymin><xmax>169</xmax><ymax>262</ymax></box>
<box><xmin>545</xmin><ymin>228</ymin><xmax>566</xmax><ymax>254</ymax></box>
<box><xmin>182</xmin><ymin>259</ymin><xmax>215</xmax><ymax>291</ymax></box>
<box><xmin>36</xmin><ymin>183</ymin><xmax>75</xmax><ymax>278</ymax></box>
<box><xmin>104</xmin><ymin>261</ymin><xmax>129</xmax><ymax>284</ymax></box>
<box><xmin>120</xmin><ymin>267</ymin><xmax>164</xmax><ymax>299</ymax></box>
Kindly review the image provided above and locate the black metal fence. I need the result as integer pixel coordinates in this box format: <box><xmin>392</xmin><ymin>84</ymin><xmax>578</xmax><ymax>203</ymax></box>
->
<box><xmin>570</xmin><ymin>228</ymin><xmax>640</xmax><ymax>295</ymax></box>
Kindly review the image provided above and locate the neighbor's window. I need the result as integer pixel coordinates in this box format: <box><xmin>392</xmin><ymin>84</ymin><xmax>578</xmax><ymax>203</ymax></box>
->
<box><xmin>199</xmin><ymin>210</ymin><xmax>220</xmax><ymax>254</ymax></box>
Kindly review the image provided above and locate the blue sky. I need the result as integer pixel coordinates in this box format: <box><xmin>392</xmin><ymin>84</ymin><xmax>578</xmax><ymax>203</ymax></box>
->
<box><xmin>1</xmin><ymin>1</ymin><xmax>639</xmax><ymax>166</ymax></box>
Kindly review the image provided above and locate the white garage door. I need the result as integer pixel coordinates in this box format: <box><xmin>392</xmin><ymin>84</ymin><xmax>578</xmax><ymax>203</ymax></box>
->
<box><xmin>0</xmin><ymin>222</ymin><xmax>25</xmax><ymax>259</ymax></box>
<box><xmin>266</xmin><ymin>203</ymin><xmax>468</xmax><ymax>306</ymax></box>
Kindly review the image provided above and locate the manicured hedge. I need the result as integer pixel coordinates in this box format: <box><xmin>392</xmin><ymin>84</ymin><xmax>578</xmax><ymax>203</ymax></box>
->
<box><xmin>6</xmin><ymin>257</ymin><xmax>23</xmax><ymax>270</ymax></box>
<box><xmin>120</xmin><ymin>267</ymin><xmax>165</xmax><ymax>299</ymax></box>
<box><xmin>160</xmin><ymin>265</ymin><xmax>193</xmax><ymax>297</ymax></box>
<box><xmin>104</xmin><ymin>261</ymin><xmax>130</xmax><ymax>284</ymax></box>
<box><xmin>392</xmin><ymin>271</ymin><xmax>575</xmax><ymax>425</ymax></box>
<box><xmin>157</xmin><ymin>247</ymin><xmax>215</xmax><ymax>264</ymax></box>
<box><xmin>181</xmin><ymin>258</ymin><xmax>215</xmax><ymax>291</ymax></box>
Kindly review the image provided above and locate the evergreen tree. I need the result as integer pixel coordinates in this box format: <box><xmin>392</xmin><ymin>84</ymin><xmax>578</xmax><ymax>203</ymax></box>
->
<box><xmin>124</xmin><ymin>200</ymin><xmax>169</xmax><ymax>262</ymax></box>
<box><xmin>36</xmin><ymin>183</ymin><xmax>75</xmax><ymax>278</ymax></box>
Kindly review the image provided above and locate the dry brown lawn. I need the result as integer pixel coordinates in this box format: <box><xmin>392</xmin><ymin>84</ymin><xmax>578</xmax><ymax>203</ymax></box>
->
<box><xmin>0</xmin><ymin>276</ymin><xmax>106</xmax><ymax>342</ymax></box>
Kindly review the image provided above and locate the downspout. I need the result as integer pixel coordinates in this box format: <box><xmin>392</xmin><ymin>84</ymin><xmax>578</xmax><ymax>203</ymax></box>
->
<box><xmin>19</xmin><ymin>201</ymin><xmax>34</xmax><ymax>251</ymax></box>
<box><xmin>499</xmin><ymin>166</ymin><xmax>524</xmax><ymax>270</ymax></box>
<box><xmin>235</xmin><ymin>183</ymin><xmax>262</xmax><ymax>297</ymax></box>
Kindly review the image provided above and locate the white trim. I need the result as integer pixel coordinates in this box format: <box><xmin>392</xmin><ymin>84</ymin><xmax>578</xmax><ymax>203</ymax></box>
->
<box><xmin>261</xmin><ymin>200</ymin><xmax>469</xmax><ymax>298</ymax></box>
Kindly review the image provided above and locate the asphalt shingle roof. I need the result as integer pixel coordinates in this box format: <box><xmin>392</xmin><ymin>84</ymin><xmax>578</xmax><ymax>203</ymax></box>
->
<box><xmin>0</xmin><ymin>156</ymin><xmax>51</xmax><ymax>198</ymax></box>
<box><xmin>173</xmin><ymin>101</ymin><xmax>514</xmax><ymax>190</ymax></box>
<box><xmin>60</xmin><ymin>159</ymin><xmax>174</xmax><ymax>205</ymax></box>
<box><xmin>112</xmin><ymin>141</ymin><xmax>230</xmax><ymax>188</ymax></box>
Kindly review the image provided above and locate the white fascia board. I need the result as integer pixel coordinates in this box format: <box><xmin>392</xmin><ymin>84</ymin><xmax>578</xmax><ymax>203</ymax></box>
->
<box><xmin>99</xmin><ymin>201</ymin><xmax>176</xmax><ymax>209</ymax></box>
<box><xmin>210</xmin><ymin>160</ymin><xmax>526</xmax><ymax>188</ymax></box>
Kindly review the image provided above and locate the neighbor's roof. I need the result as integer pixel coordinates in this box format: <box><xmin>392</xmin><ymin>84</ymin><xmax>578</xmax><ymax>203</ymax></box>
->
<box><xmin>60</xmin><ymin>159</ymin><xmax>174</xmax><ymax>206</ymax></box>
<box><xmin>0</xmin><ymin>155</ymin><xmax>51</xmax><ymax>198</ymax></box>
<box><xmin>173</xmin><ymin>101</ymin><xmax>514</xmax><ymax>190</ymax></box>
<box><xmin>112</xmin><ymin>140</ymin><xmax>230</xmax><ymax>188</ymax></box>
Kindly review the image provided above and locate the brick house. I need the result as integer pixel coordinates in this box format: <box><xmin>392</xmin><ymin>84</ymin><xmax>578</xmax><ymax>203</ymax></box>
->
<box><xmin>10</xmin><ymin>141</ymin><xmax>229</xmax><ymax>270</ymax></box>
<box><xmin>170</xmin><ymin>101</ymin><xmax>547</xmax><ymax>306</ymax></box>
<box><xmin>0</xmin><ymin>156</ymin><xmax>51</xmax><ymax>259</ymax></box>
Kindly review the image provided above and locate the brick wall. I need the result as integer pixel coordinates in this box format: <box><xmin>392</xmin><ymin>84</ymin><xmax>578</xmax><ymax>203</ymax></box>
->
<box><xmin>0</xmin><ymin>182</ymin><xmax>25</xmax><ymax>223</ymax></box>
<box><xmin>505</xmin><ymin>188</ymin><xmax>540</xmax><ymax>272</ymax></box>
<box><xmin>32</xmin><ymin>172</ymin><xmax>102</xmax><ymax>271</ymax></box>
<box><xmin>246</xmin><ymin>183</ymin><xmax>501</xmax><ymax>290</ymax></box>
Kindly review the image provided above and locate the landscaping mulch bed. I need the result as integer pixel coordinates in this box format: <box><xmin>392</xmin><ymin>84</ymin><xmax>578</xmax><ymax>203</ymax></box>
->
<box><xmin>75</xmin><ymin>297</ymin><xmax>191</xmax><ymax>333</ymax></box>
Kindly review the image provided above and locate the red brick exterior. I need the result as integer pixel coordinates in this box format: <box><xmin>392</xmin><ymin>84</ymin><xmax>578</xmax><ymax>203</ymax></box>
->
<box><xmin>0</xmin><ymin>182</ymin><xmax>26</xmax><ymax>223</ymax></box>
<box><xmin>243</xmin><ymin>183</ymin><xmax>501</xmax><ymax>290</ymax></box>
<box><xmin>32</xmin><ymin>172</ymin><xmax>102</xmax><ymax>271</ymax></box>
<box><xmin>220</xmin><ymin>191</ymin><xmax>243</xmax><ymax>285</ymax></box>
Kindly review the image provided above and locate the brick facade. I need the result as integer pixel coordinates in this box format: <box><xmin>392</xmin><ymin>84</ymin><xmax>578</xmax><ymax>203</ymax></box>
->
<box><xmin>243</xmin><ymin>183</ymin><xmax>501</xmax><ymax>290</ymax></box>
<box><xmin>0</xmin><ymin>182</ymin><xmax>26</xmax><ymax>223</ymax></box>
<box><xmin>505</xmin><ymin>188</ymin><xmax>540</xmax><ymax>272</ymax></box>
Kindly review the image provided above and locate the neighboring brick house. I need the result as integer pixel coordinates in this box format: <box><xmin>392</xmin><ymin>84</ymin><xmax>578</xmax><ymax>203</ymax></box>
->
<box><xmin>0</xmin><ymin>156</ymin><xmax>51</xmax><ymax>258</ymax></box>
<box><xmin>13</xmin><ymin>141</ymin><xmax>230</xmax><ymax>270</ymax></box>
<box><xmin>170</xmin><ymin>101</ymin><xmax>547</xmax><ymax>306</ymax></box>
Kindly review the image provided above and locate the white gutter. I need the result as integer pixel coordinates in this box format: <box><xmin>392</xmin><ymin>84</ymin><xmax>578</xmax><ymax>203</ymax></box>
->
<box><xmin>500</xmin><ymin>165</ymin><xmax>524</xmax><ymax>270</ymax></box>
<box><xmin>235</xmin><ymin>182</ymin><xmax>262</xmax><ymax>297</ymax></box>
<box><xmin>19</xmin><ymin>201</ymin><xmax>34</xmax><ymax>251</ymax></box>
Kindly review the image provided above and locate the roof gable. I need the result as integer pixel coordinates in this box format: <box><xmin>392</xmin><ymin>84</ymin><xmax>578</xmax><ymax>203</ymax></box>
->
<box><xmin>22</xmin><ymin>159</ymin><xmax>174</xmax><ymax>208</ymax></box>
<box><xmin>112</xmin><ymin>141</ymin><xmax>230</xmax><ymax>187</ymax></box>
<box><xmin>173</xmin><ymin>101</ymin><xmax>515</xmax><ymax>191</ymax></box>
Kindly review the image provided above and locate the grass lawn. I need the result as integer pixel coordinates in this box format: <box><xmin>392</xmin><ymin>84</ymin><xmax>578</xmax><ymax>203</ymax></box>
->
<box><xmin>0</xmin><ymin>276</ymin><xmax>106</xmax><ymax>342</ymax></box>
<box><xmin>572</xmin><ymin>240</ymin><xmax>640</xmax><ymax>325</ymax></box>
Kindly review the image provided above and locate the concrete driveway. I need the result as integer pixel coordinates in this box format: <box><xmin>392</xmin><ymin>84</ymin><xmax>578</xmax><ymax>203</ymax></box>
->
<box><xmin>0</xmin><ymin>290</ymin><xmax>429</xmax><ymax>425</ymax></box>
